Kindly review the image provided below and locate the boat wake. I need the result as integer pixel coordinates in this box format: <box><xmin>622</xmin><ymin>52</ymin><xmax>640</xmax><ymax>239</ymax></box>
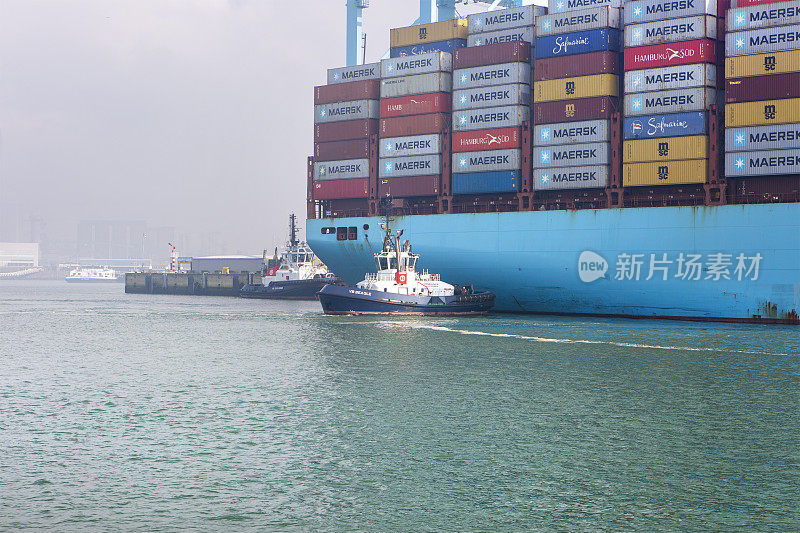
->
<box><xmin>365</xmin><ymin>321</ymin><xmax>791</xmax><ymax>356</ymax></box>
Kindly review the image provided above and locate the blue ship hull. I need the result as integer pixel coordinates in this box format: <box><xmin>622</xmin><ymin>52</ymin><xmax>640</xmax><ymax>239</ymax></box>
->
<box><xmin>307</xmin><ymin>203</ymin><xmax>800</xmax><ymax>324</ymax></box>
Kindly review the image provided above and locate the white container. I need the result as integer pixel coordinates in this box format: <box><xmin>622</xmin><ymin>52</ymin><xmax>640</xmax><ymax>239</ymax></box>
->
<box><xmin>379</xmin><ymin>134</ymin><xmax>442</xmax><ymax>158</ymax></box>
<box><xmin>469</xmin><ymin>26</ymin><xmax>535</xmax><ymax>47</ymax></box>
<box><xmin>726</xmin><ymin>26</ymin><xmax>800</xmax><ymax>57</ymax></box>
<box><xmin>535</xmin><ymin>165</ymin><xmax>609</xmax><ymax>189</ymax></box>
<box><xmin>453</xmin><ymin>105</ymin><xmax>531</xmax><ymax>131</ymax></box>
<box><xmin>453</xmin><ymin>63</ymin><xmax>531</xmax><ymax>90</ymax></box>
<box><xmin>725</xmin><ymin>123</ymin><xmax>800</xmax><ymax>152</ymax></box>
<box><xmin>625</xmin><ymin>88</ymin><xmax>717</xmax><ymax>116</ymax></box>
<box><xmin>624</xmin><ymin>0</ymin><xmax>716</xmax><ymax>25</ymax></box>
<box><xmin>725</xmin><ymin>148</ymin><xmax>800</xmax><ymax>176</ymax></box>
<box><xmin>380</xmin><ymin>73</ymin><xmax>453</xmax><ymax>98</ymax></box>
<box><xmin>536</xmin><ymin>7</ymin><xmax>621</xmax><ymax>36</ymax></box>
<box><xmin>452</xmin><ymin>84</ymin><xmax>531</xmax><ymax>110</ymax></box>
<box><xmin>534</xmin><ymin>142</ymin><xmax>610</xmax><ymax>167</ymax></box>
<box><xmin>453</xmin><ymin>149</ymin><xmax>523</xmax><ymax>173</ymax></box>
<box><xmin>624</xmin><ymin>63</ymin><xmax>717</xmax><ymax>93</ymax></box>
<box><xmin>624</xmin><ymin>15</ymin><xmax>717</xmax><ymax>47</ymax></box>
<box><xmin>381</xmin><ymin>52</ymin><xmax>452</xmax><ymax>79</ymax></box>
<box><xmin>549</xmin><ymin>0</ymin><xmax>623</xmax><ymax>16</ymax></box>
<box><xmin>379</xmin><ymin>154</ymin><xmax>442</xmax><ymax>178</ymax></box>
<box><xmin>468</xmin><ymin>5</ymin><xmax>546</xmax><ymax>33</ymax></box>
<box><xmin>314</xmin><ymin>158</ymin><xmax>370</xmax><ymax>180</ymax></box>
<box><xmin>727</xmin><ymin>1</ymin><xmax>800</xmax><ymax>32</ymax></box>
<box><xmin>327</xmin><ymin>63</ymin><xmax>380</xmax><ymax>84</ymax></box>
<box><xmin>314</xmin><ymin>100</ymin><xmax>379</xmax><ymax>124</ymax></box>
<box><xmin>534</xmin><ymin>120</ymin><xmax>610</xmax><ymax>146</ymax></box>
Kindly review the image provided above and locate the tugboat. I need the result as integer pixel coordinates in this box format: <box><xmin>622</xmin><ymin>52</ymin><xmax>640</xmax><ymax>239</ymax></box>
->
<box><xmin>317</xmin><ymin>227</ymin><xmax>495</xmax><ymax>316</ymax></box>
<box><xmin>240</xmin><ymin>214</ymin><xmax>343</xmax><ymax>300</ymax></box>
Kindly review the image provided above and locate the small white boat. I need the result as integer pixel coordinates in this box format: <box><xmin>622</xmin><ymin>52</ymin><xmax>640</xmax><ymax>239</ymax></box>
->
<box><xmin>65</xmin><ymin>267</ymin><xmax>121</xmax><ymax>283</ymax></box>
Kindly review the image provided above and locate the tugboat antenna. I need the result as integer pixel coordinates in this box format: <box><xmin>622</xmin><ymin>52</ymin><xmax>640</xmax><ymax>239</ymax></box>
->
<box><xmin>289</xmin><ymin>213</ymin><xmax>299</xmax><ymax>247</ymax></box>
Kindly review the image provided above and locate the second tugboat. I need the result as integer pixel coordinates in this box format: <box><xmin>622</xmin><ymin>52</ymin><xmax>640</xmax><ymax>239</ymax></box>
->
<box><xmin>240</xmin><ymin>214</ymin><xmax>343</xmax><ymax>300</ymax></box>
<box><xmin>317</xmin><ymin>227</ymin><xmax>495</xmax><ymax>316</ymax></box>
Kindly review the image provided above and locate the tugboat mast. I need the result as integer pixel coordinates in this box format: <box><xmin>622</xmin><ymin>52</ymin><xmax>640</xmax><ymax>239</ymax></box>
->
<box><xmin>289</xmin><ymin>213</ymin><xmax>299</xmax><ymax>248</ymax></box>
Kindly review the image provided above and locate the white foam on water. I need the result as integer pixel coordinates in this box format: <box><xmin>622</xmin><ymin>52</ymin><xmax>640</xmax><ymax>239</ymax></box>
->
<box><xmin>362</xmin><ymin>320</ymin><xmax>790</xmax><ymax>356</ymax></box>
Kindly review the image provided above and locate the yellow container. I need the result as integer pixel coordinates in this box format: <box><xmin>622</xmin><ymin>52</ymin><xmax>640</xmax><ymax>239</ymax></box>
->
<box><xmin>390</xmin><ymin>19</ymin><xmax>468</xmax><ymax>48</ymax></box>
<box><xmin>725</xmin><ymin>98</ymin><xmax>800</xmax><ymax>128</ymax></box>
<box><xmin>725</xmin><ymin>49</ymin><xmax>800</xmax><ymax>79</ymax></box>
<box><xmin>623</xmin><ymin>159</ymin><xmax>707</xmax><ymax>187</ymax></box>
<box><xmin>533</xmin><ymin>74</ymin><xmax>619</xmax><ymax>103</ymax></box>
<box><xmin>623</xmin><ymin>135</ymin><xmax>708</xmax><ymax>163</ymax></box>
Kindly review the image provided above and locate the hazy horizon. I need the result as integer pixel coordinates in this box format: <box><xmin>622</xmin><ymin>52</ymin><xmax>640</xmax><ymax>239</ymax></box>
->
<box><xmin>1</xmin><ymin>0</ymin><xmax>455</xmax><ymax>257</ymax></box>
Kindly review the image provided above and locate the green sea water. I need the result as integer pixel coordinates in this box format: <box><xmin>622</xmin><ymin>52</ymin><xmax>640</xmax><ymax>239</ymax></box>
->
<box><xmin>1</xmin><ymin>280</ymin><xmax>798</xmax><ymax>531</ymax></box>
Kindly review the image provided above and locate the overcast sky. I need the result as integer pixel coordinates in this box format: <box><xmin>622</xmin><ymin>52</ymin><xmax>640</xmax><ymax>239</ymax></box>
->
<box><xmin>1</xmin><ymin>0</ymin><xmax>455</xmax><ymax>253</ymax></box>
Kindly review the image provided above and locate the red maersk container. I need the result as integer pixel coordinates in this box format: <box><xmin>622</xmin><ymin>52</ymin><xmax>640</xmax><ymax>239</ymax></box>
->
<box><xmin>452</xmin><ymin>127</ymin><xmax>522</xmax><ymax>152</ymax></box>
<box><xmin>624</xmin><ymin>39</ymin><xmax>718</xmax><ymax>70</ymax></box>
<box><xmin>453</xmin><ymin>41</ymin><xmax>532</xmax><ymax>69</ymax></box>
<box><xmin>313</xmin><ymin>139</ymin><xmax>370</xmax><ymax>161</ymax></box>
<box><xmin>313</xmin><ymin>178</ymin><xmax>369</xmax><ymax>200</ymax></box>
<box><xmin>380</xmin><ymin>93</ymin><xmax>451</xmax><ymax>118</ymax></box>
<box><xmin>534</xmin><ymin>51</ymin><xmax>621</xmax><ymax>82</ymax></box>
<box><xmin>533</xmin><ymin>97</ymin><xmax>619</xmax><ymax>123</ymax></box>
<box><xmin>732</xmin><ymin>0</ymin><xmax>784</xmax><ymax>7</ymax></box>
<box><xmin>314</xmin><ymin>119</ymin><xmax>378</xmax><ymax>143</ymax></box>
<box><xmin>314</xmin><ymin>80</ymin><xmax>380</xmax><ymax>105</ymax></box>
<box><xmin>378</xmin><ymin>175</ymin><xmax>440</xmax><ymax>197</ymax></box>
<box><xmin>379</xmin><ymin>113</ymin><xmax>450</xmax><ymax>137</ymax></box>
<box><xmin>726</xmin><ymin>72</ymin><xmax>800</xmax><ymax>103</ymax></box>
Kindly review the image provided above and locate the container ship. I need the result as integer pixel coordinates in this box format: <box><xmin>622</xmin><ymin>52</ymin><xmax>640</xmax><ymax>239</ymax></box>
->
<box><xmin>305</xmin><ymin>1</ymin><xmax>800</xmax><ymax>324</ymax></box>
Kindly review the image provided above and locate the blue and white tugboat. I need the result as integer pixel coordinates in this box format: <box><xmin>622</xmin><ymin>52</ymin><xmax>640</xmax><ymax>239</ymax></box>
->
<box><xmin>317</xmin><ymin>229</ymin><xmax>495</xmax><ymax>316</ymax></box>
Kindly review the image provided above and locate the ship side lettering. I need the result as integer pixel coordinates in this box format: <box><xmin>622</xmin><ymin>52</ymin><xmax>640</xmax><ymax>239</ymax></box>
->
<box><xmin>645</xmin><ymin>94</ymin><xmax>695</xmax><ymax>107</ymax></box>
<box><xmin>552</xmin><ymin>148</ymin><xmax>597</xmax><ymax>160</ymax></box>
<box><xmin>395</xmin><ymin>139</ymin><xmax>432</xmax><ymax>151</ymax></box>
<box><xmin>553</xmin><ymin>126</ymin><xmax>597</xmax><ymax>138</ymax></box>
<box><xmin>567</xmin><ymin>0</ymin><xmax>612</xmax><ymax>8</ymax></box>
<box><xmin>554</xmin><ymin>13</ymin><xmax>599</xmax><ymax>28</ymax></box>
<box><xmin>646</xmin><ymin>22</ymin><xmax>695</xmax><ymax>38</ymax></box>
<box><xmin>469</xmin><ymin>154</ymin><xmax>510</xmax><ymax>165</ymax></box>
<box><xmin>340</xmin><ymin>67</ymin><xmax>376</xmax><ymax>79</ymax></box>
<box><xmin>749</xmin><ymin>30</ymin><xmax>800</xmax><ymax>46</ymax></box>
<box><xmin>470</xmin><ymin>111</ymin><xmax>511</xmax><ymax>124</ymax></box>
<box><xmin>552</xmin><ymin>171</ymin><xmax>597</xmax><ymax>182</ymax></box>
<box><xmin>471</xmin><ymin>68</ymin><xmax>512</xmax><ymax>82</ymax></box>
<box><xmin>329</xmin><ymin>163</ymin><xmax>361</xmax><ymax>173</ymax></box>
<box><xmin>750</xmin><ymin>6</ymin><xmax>800</xmax><ymax>22</ymax></box>
<box><xmin>329</xmin><ymin>104</ymin><xmax>363</xmax><ymax>116</ymax></box>
<box><xmin>646</xmin><ymin>0</ymin><xmax>694</xmax><ymax>15</ymax></box>
<box><xmin>395</xmin><ymin>160</ymin><xmax>432</xmax><ymax>171</ymax></box>
<box><xmin>749</xmin><ymin>155</ymin><xmax>800</xmax><ymax>167</ymax></box>
<box><xmin>470</xmin><ymin>90</ymin><xmax>512</xmax><ymax>103</ymax></box>
<box><xmin>645</xmin><ymin>70</ymin><xmax>695</xmax><ymax>84</ymax></box>
<box><xmin>748</xmin><ymin>130</ymin><xmax>800</xmax><ymax>143</ymax></box>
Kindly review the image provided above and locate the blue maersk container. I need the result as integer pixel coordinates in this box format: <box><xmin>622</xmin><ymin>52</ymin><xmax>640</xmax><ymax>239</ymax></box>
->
<box><xmin>452</xmin><ymin>170</ymin><xmax>519</xmax><ymax>194</ymax></box>
<box><xmin>623</xmin><ymin>111</ymin><xmax>708</xmax><ymax>140</ymax></box>
<box><xmin>390</xmin><ymin>39</ymin><xmax>468</xmax><ymax>58</ymax></box>
<box><xmin>534</xmin><ymin>28</ymin><xmax>620</xmax><ymax>59</ymax></box>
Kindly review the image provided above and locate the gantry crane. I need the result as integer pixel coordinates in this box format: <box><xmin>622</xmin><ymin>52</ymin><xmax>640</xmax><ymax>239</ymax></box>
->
<box><xmin>346</xmin><ymin>0</ymin><xmax>535</xmax><ymax>66</ymax></box>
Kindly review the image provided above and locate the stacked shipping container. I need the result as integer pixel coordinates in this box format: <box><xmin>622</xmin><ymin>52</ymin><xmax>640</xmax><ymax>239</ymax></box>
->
<box><xmin>533</xmin><ymin>5</ymin><xmax>623</xmax><ymax>192</ymax></box>
<box><xmin>389</xmin><ymin>19</ymin><xmax>468</xmax><ymax>58</ymax></box>
<box><xmin>378</xmin><ymin>52</ymin><xmax>453</xmax><ymax>197</ymax></box>
<box><xmin>449</xmin><ymin>7</ymin><xmax>541</xmax><ymax>194</ymax></box>
<box><xmin>312</xmin><ymin>63</ymin><xmax>381</xmax><ymax>200</ymax></box>
<box><xmin>621</xmin><ymin>0</ymin><xmax>723</xmax><ymax>187</ymax></box>
<box><xmin>723</xmin><ymin>0</ymin><xmax>800</xmax><ymax>180</ymax></box>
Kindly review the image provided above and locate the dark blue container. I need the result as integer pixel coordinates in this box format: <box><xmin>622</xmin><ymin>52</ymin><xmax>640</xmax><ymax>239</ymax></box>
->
<box><xmin>623</xmin><ymin>112</ymin><xmax>708</xmax><ymax>140</ymax></box>
<box><xmin>452</xmin><ymin>170</ymin><xmax>519</xmax><ymax>194</ymax></box>
<box><xmin>534</xmin><ymin>28</ymin><xmax>620</xmax><ymax>59</ymax></box>
<box><xmin>390</xmin><ymin>39</ymin><xmax>468</xmax><ymax>58</ymax></box>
